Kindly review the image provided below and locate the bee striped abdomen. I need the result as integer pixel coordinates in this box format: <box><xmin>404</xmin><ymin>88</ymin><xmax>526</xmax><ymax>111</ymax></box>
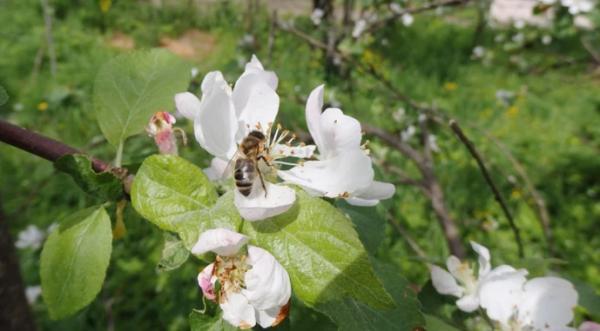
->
<box><xmin>234</xmin><ymin>159</ymin><xmax>255</xmax><ymax>196</ymax></box>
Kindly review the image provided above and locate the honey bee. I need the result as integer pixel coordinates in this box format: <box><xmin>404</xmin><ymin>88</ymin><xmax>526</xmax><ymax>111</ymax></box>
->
<box><xmin>233</xmin><ymin>130</ymin><xmax>270</xmax><ymax>197</ymax></box>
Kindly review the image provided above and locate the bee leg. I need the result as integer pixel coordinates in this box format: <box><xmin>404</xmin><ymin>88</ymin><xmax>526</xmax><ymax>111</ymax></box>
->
<box><xmin>256</xmin><ymin>166</ymin><xmax>268</xmax><ymax>197</ymax></box>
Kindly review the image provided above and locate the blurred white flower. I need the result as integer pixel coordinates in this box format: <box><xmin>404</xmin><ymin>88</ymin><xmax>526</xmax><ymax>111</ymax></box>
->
<box><xmin>193</xmin><ymin>229</ymin><xmax>291</xmax><ymax>329</ymax></box>
<box><xmin>190</xmin><ymin>67</ymin><xmax>199</xmax><ymax>78</ymax></box>
<box><xmin>561</xmin><ymin>0</ymin><xmax>595</xmax><ymax>14</ymax></box>
<box><xmin>278</xmin><ymin>85</ymin><xmax>395</xmax><ymax>207</ymax></box>
<box><xmin>15</xmin><ymin>225</ymin><xmax>45</xmax><ymax>250</ymax></box>
<box><xmin>480</xmin><ymin>276</ymin><xmax>578</xmax><ymax>331</ymax></box>
<box><xmin>428</xmin><ymin>134</ymin><xmax>440</xmax><ymax>152</ymax></box>
<box><xmin>175</xmin><ymin>56</ymin><xmax>315</xmax><ymax>221</ymax></box>
<box><xmin>389</xmin><ymin>2</ymin><xmax>403</xmax><ymax>14</ymax></box>
<box><xmin>392</xmin><ymin>107</ymin><xmax>405</xmax><ymax>123</ymax></box>
<box><xmin>542</xmin><ymin>34</ymin><xmax>553</xmax><ymax>45</ymax></box>
<box><xmin>472</xmin><ymin>46</ymin><xmax>486</xmax><ymax>59</ymax></box>
<box><xmin>574</xmin><ymin>15</ymin><xmax>595</xmax><ymax>29</ymax></box>
<box><xmin>512</xmin><ymin>33</ymin><xmax>525</xmax><ymax>44</ymax></box>
<box><xmin>401</xmin><ymin>13</ymin><xmax>414</xmax><ymax>26</ymax></box>
<box><xmin>580</xmin><ymin>321</ymin><xmax>600</xmax><ymax>331</ymax></box>
<box><xmin>25</xmin><ymin>285</ymin><xmax>42</xmax><ymax>305</ymax></box>
<box><xmin>352</xmin><ymin>19</ymin><xmax>367</xmax><ymax>38</ymax></box>
<box><xmin>311</xmin><ymin>8</ymin><xmax>324</xmax><ymax>25</ymax></box>
<box><xmin>401</xmin><ymin>125</ymin><xmax>416</xmax><ymax>141</ymax></box>
<box><xmin>430</xmin><ymin>241</ymin><xmax>528</xmax><ymax>312</ymax></box>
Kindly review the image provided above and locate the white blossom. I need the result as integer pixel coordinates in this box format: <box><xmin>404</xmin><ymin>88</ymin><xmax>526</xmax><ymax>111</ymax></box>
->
<box><xmin>175</xmin><ymin>56</ymin><xmax>315</xmax><ymax>221</ymax></box>
<box><xmin>401</xmin><ymin>13</ymin><xmax>414</xmax><ymax>27</ymax></box>
<box><xmin>25</xmin><ymin>285</ymin><xmax>42</xmax><ymax>305</ymax></box>
<box><xmin>311</xmin><ymin>8</ymin><xmax>324</xmax><ymax>25</ymax></box>
<box><xmin>278</xmin><ymin>85</ymin><xmax>395</xmax><ymax>206</ymax></box>
<box><xmin>430</xmin><ymin>241</ymin><xmax>528</xmax><ymax>312</ymax></box>
<box><xmin>193</xmin><ymin>228</ymin><xmax>291</xmax><ymax>329</ymax></box>
<box><xmin>15</xmin><ymin>225</ymin><xmax>46</xmax><ymax>250</ymax></box>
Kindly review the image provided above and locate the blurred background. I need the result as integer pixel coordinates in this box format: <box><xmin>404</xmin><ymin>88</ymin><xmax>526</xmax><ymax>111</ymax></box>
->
<box><xmin>0</xmin><ymin>0</ymin><xmax>599</xmax><ymax>330</ymax></box>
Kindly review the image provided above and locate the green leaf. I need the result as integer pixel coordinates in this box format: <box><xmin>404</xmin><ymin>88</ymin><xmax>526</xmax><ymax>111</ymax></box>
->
<box><xmin>242</xmin><ymin>190</ymin><xmax>394</xmax><ymax>309</ymax></box>
<box><xmin>55</xmin><ymin>154</ymin><xmax>124</xmax><ymax>201</ymax></box>
<box><xmin>131</xmin><ymin>155</ymin><xmax>219</xmax><ymax>232</ymax></box>
<box><xmin>566</xmin><ymin>277</ymin><xmax>600</xmax><ymax>318</ymax></box>
<box><xmin>93</xmin><ymin>49</ymin><xmax>190</xmax><ymax>147</ymax></box>
<box><xmin>173</xmin><ymin>191</ymin><xmax>242</xmax><ymax>251</ymax></box>
<box><xmin>189</xmin><ymin>311</ymin><xmax>237</xmax><ymax>331</ymax></box>
<box><xmin>335</xmin><ymin>200</ymin><xmax>385</xmax><ymax>254</ymax></box>
<box><xmin>40</xmin><ymin>206</ymin><xmax>112</xmax><ymax>319</ymax></box>
<box><xmin>157</xmin><ymin>232</ymin><xmax>189</xmax><ymax>272</ymax></box>
<box><xmin>424</xmin><ymin>314</ymin><xmax>461</xmax><ymax>331</ymax></box>
<box><xmin>316</xmin><ymin>262</ymin><xmax>425</xmax><ymax>331</ymax></box>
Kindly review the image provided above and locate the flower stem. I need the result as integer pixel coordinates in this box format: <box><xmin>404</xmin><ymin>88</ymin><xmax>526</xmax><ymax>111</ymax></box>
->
<box><xmin>114</xmin><ymin>140</ymin><xmax>124</xmax><ymax>168</ymax></box>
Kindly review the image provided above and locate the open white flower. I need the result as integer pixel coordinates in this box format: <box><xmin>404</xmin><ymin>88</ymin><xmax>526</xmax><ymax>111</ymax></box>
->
<box><xmin>480</xmin><ymin>276</ymin><xmax>579</xmax><ymax>331</ymax></box>
<box><xmin>430</xmin><ymin>241</ymin><xmax>528</xmax><ymax>312</ymax></box>
<box><xmin>193</xmin><ymin>228</ymin><xmax>291</xmax><ymax>329</ymax></box>
<box><xmin>175</xmin><ymin>56</ymin><xmax>314</xmax><ymax>221</ymax></box>
<box><xmin>15</xmin><ymin>225</ymin><xmax>46</xmax><ymax>250</ymax></box>
<box><xmin>278</xmin><ymin>85</ymin><xmax>395</xmax><ymax>206</ymax></box>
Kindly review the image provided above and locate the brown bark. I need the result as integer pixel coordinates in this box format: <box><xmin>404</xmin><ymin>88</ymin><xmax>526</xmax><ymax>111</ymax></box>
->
<box><xmin>0</xmin><ymin>197</ymin><xmax>37</xmax><ymax>331</ymax></box>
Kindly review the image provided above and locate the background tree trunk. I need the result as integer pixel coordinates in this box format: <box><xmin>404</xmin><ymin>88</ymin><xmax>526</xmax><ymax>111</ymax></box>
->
<box><xmin>0</xmin><ymin>196</ymin><xmax>37</xmax><ymax>331</ymax></box>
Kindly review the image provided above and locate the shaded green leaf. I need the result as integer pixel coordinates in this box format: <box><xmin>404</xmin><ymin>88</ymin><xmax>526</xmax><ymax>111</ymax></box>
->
<box><xmin>157</xmin><ymin>232</ymin><xmax>189</xmax><ymax>272</ymax></box>
<box><xmin>567</xmin><ymin>276</ymin><xmax>600</xmax><ymax>318</ymax></box>
<box><xmin>336</xmin><ymin>200</ymin><xmax>385</xmax><ymax>254</ymax></box>
<box><xmin>40</xmin><ymin>206</ymin><xmax>112</xmax><ymax>319</ymax></box>
<box><xmin>55</xmin><ymin>154</ymin><xmax>123</xmax><ymax>201</ymax></box>
<box><xmin>131</xmin><ymin>155</ymin><xmax>218</xmax><ymax>232</ymax></box>
<box><xmin>316</xmin><ymin>261</ymin><xmax>425</xmax><ymax>331</ymax></box>
<box><xmin>242</xmin><ymin>190</ymin><xmax>394</xmax><ymax>309</ymax></box>
<box><xmin>93</xmin><ymin>49</ymin><xmax>190</xmax><ymax>146</ymax></box>
<box><xmin>424</xmin><ymin>314</ymin><xmax>461</xmax><ymax>331</ymax></box>
<box><xmin>189</xmin><ymin>311</ymin><xmax>237</xmax><ymax>331</ymax></box>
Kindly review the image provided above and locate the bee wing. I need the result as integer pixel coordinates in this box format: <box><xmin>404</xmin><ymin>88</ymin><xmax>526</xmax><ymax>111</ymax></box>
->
<box><xmin>221</xmin><ymin>150</ymin><xmax>243</xmax><ymax>179</ymax></box>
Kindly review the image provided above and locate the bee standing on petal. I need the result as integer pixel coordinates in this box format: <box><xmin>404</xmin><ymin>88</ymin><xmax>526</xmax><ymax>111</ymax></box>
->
<box><xmin>192</xmin><ymin>229</ymin><xmax>292</xmax><ymax>329</ymax></box>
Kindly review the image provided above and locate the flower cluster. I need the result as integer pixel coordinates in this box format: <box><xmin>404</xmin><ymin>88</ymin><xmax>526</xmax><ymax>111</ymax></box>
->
<box><xmin>192</xmin><ymin>229</ymin><xmax>291</xmax><ymax>329</ymax></box>
<box><xmin>430</xmin><ymin>242</ymin><xmax>581</xmax><ymax>331</ymax></box>
<box><xmin>174</xmin><ymin>56</ymin><xmax>394</xmax><ymax>221</ymax></box>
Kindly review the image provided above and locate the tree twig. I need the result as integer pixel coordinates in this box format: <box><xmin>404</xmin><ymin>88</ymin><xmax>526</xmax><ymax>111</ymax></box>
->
<box><xmin>0</xmin><ymin>120</ymin><xmax>110</xmax><ymax>173</ymax></box>
<box><xmin>386</xmin><ymin>212</ymin><xmax>428</xmax><ymax>260</ymax></box>
<box><xmin>449</xmin><ymin>119</ymin><xmax>524</xmax><ymax>258</ymax></box>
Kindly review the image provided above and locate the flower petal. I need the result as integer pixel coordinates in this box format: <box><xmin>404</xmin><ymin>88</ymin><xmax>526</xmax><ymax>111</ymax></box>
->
<box><xmin>234</xmin><ymin>182</ymin><xmax>296</xmax><ymax>221</ymax></box>
<box><xmin>203</xmin><ymin>157</ymin><xmax>230</xmax><ymax>181</ymax></box>
<box><xmin>236</xmin><ymin>82</ymin><xmax>279</xmax><ymax>138</ymax></box>
<box><xmin>479</xmin><ymin>267</ymin><xmax>528</xmax><ymax>326</ymax></box>
<box><xmin>174</xmin><ymin>92</ymin><xmax>201</xmax><ymax>120</ymax></box>
<box><xmin>456</xmin><ymin>293</ymin><xmax>480</xmax><ymax>312</ymax></box>
<box><xmin>470</xmin><ymin>241</ymin><xmax>491</xmax><ymax>277</ymax></box>
<box><xmin>319</xmin><ymin>107</ymin><xmax>362</xmax><ymax>158</ymax></box>
<box><xmin>191</xmin><ymin>228</ymin><xmax>248</xmax><ymax>257</ymax></box>
<box><xmin>346</xmin><ymin>181</ymin><xmax>395</xmax><ymax>206</ymax></box>
<box><xmin>197</xmin><ymin>263</ymin><xmax>216</xmax><ymax>300</ymax></box>
<box><xmin>579</xmin><ymin>322</ymin><xmax>600</xmax><ymax>331</ymax></box>
<box><xmin>220</xmin><ymin>292</ymin><xmax>256</xmax><ymax>329</ymax></box>
<box><xmin>305</xmin><ymin>85</ymin><xmax>326</xmax><ymax>153</ymax></box>
<box><xmin>430</xmin><ymin>264</ymin><xmax>464</xmax><ymax>298</ymax></box>
<box><xmin>243</xmin><ymin>245</ymin><xmax>291</xmax><ymax>310</ymax></box>
<box><xmin>271</xmin><ymin>144</ymin><xmax>316</xmax><ymax>159</ymax></box>
<box><xmin>255</xmin><ymin>306</ymin><xmax>280</xmax><ymax>329</ymax></box>
<box><xmin>517</xmin><ymin>277</ymin><xmax>578</xmax><ymax>330</ymax></box>
<box><xmin>194</xmin><ymin>72</ymin><xmax>238</xmax><ymax>160</ymax></box>
<box><xmin>278</xmin><ymin>149</ymin><xmax>374</xmax><ymax>198</ymax></box>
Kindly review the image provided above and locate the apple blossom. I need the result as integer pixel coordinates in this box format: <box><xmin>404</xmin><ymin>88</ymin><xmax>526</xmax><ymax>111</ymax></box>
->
<box><xmin>175</xmin><ymin>56</ymin><xmax>315</xmax><ymax>221</ymax></box>
<box><xmin>192</xmin><ymin>228</ymin><xmax>291</xmax><ymax>329</ymax></box>
<box><xmin>561</xmin><ymin>0</ymin><xmax>595</xmax><ymax>14</ymax></box>
<box><xmin>15</xmin><ymin>225</ymin><xmax>46</xmax><ymax>250</ymax></box>
<box><xmin>278</xmin><ymin>85</ymin><xmax>395</xmax><ymax>206</ymax></box>
<box><xmin>430</xmin><ymin>241</ymin><xmax>528</xmax><ymax>312</ymax></box>
<box><xmin>479</xmin><ymin>276</ymin><xmax>579</xmax><ymax>331</ymax></box>
<box><xmin>146</xmin><ymin>111</ymin><xmax>179</xmax><ymax>155</ymax></box>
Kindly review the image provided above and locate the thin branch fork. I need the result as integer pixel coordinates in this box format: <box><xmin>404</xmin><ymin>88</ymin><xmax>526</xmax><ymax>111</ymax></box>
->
<box><xmin>363</xmin><ymin>0</ymin><xmax>472</xmax><ymax>35</ymax></box>
<box><xmin>449</xmin><ymin>119</ymin><xmax>525</xmax><ymax>258</ymax></box>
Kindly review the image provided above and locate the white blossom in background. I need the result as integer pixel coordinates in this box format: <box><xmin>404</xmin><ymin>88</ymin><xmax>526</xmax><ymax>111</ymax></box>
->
<box><xmin>542</xmin><ymin>34</ymin><xmax>553</xmax><ymax>45</ymax></box>
<box><xmin>15</xmin><ymin>225</ymin><xmax>46</xmax><ymax>250</ymax></box>
<box><xmin>514</xmin><ymin>19</ymin><xmax>526</xmax><ymax>29</ymax></box>
<box><xmin>580</xmin><ymin>322</ymin><xmax>600</xmax><ymax>331</ymax></box>
<box><xmin>490</xmin><ymin>0</ymin><xmax>553</xmax><ymax>27</ymax></box>
<box><xmin>401</xmin><ymin>13</ymin><xmax>414</xmax><ymax>27</ymax></box>
<box><xmin>472</xmin><ymin>46</ymin><xmax>486</xmax><ymax>59</ymax></box>
<box><xmin>278</xmin><ymin>85</ymin><xmax>395</xmax><ymax>206</ymax></box>
<box><xmin>401</xmin><ymin>125</ymin><xmax>416</xmax><ymax>141</ymax></box>
<box><xmin>561</xmin><ymin>0</ymin><xmax>595</xmax><ymax>14</ymax></box>
<box><xmin>430</xmin><ymin>241</ymin><xmax>528</xmax><ymax>312</ymax></box>
<box><xmin>574</xmin><ymin>15</ymin><xmax>595</xmax><ymax>29</ymax></box>
<box><xmin>310</xmin><ymin>8</ymin><xmax>324</xmax><ymax>25</ymax></box>
<box><xmin>352</xmin><ymin>19</ymin><xmax>367</xmax><ymax>38</ymax></box>
<box><xmin>428</xmin><ymin>135</ymin><xmax>440</xmax><ymax>152</ymax></box>
<box><xmin>190</xmin><ymin>67</ymin><xmax>199</xmax><ymax>79</ymax></box>
<box><xmin>25</xmin><ymin>285</ymin><xmax>42</xmax><ymax>305</ymax></box>
<box><xmin>193</xmin><ymin>229</ymin><xmax>291</xmax><ymax>329</ymax></box>
<box><xmin>512</xmin><ymin>32</ymin><xmax>525</xmax><ymax>44</ymax></box>
<box><xmin>392</xmin><ymin>107</ymin><xmax>406</xmax><ymax>123</ymax></box>
<box><xmin>175</xmin><ymin>55</ymin><xmax>315</xmax><ymax>221</ymax></box>
<box><xmin>480</xmin><ymin>276</ymin><xmax>578</xmax><ymax>331</ymax></box>
<box><xmin>389</xmin><ymin>2</ymin><xmax>403</xmax><ymax>14</ymax></box>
